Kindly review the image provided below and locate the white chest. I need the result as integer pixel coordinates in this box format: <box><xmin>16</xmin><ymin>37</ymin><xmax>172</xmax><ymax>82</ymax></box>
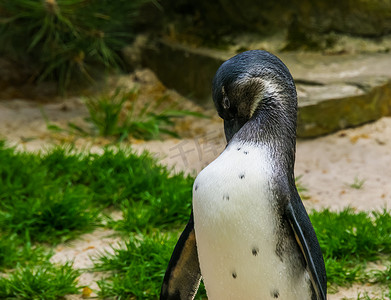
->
<box><xmin>192</xmin><ymin>143</ymin><xmax>311</xmax><ymax>299</ymax></box>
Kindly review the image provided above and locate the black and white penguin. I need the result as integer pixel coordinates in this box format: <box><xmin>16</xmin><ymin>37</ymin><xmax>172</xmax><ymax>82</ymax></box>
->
<box><xmin>160</xmin><ymin>50</ymin><xmax>327</xmax><ymax>300</ymax></box>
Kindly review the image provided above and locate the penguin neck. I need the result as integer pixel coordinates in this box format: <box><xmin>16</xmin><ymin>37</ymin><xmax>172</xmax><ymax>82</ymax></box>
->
<box><xmin>233</xmin><ymin>99</ymin><xmax>297</xmax><ymax>183</ymax></box>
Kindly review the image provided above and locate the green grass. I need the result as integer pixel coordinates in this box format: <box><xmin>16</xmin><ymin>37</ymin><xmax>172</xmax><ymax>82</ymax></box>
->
<box><xmin>1</xmin><ymin>140</ymin><xmax>391</xmax><ymax>298</ymax></box>
<box><xmin>0</xmin><ymin>141</ymin><xmax>193</xmax><ymax>244</ymax></box>
<box><xmin>0</xmin><ymin>142</ymin><xmax>100</xmax><ymax>243</ymax></box>
<box><xmin>84</xmin><ymin>87</ymin><xmax>190</xmax><ymax>140</ymax></box>
<box><xmin>46</xmin><ymin>87</ymin><xmax>207</xmax><ymax>141</ymax></box>
<box><xmin>84</xmin><ymin>87</ymin><xmax>134</xmax><ymax>138</ymax></box>
<box><xmin>0</xmin><ymin>234</ymin><xmax>50</xmax><ymax>271</ymax></box>
<box><xmin>94</xmin><ymin>208</ymin><xmax>391</xmax><ymax>298</ymax></box>
<box><xmin>312</xmin><ymin>209</ymin><xmax>391</xmax><ymax>261</ymax></box>
<box><xmin>0</xmin><ymin>185</ymin><xmax>99</xmax><ymax>244</ymax></box>
<box><xmin>371</xmin><ymin>265</ymin><xmax>391</xmax><ymax>284</ymax></box>
<box><xmin>348</xmin><ymin>176</ymin><xmax>366</xmax><ymax>189</ymax></box>
<box><xmin>0</xmin><ymin>0</ymin><xmax>149</xmax><ymax>93</ymax></box>
<box><xmin>110</xmin><ymin>170</ymin><xmax>193</xmax><ymax>232</ymax></box>
<box><xmin>311</xmin><ymin>208</ymin><xmax>391</xmax><ymax>287</ymax></box>
<box><xmin>94</xmin><ymin>232</ymin><xmax>177</xmax><ymax>299</ymax></box>
<box><xmin>0</xmin><ymin>262</ymin><xmax>80</xmax><ymax>299</ymax></box>
<box><xmin>93</xmin><ymin>232</ymin><xmax>207</xmax><ymax>299</ymax></box>
<box><xmin>356</xmin><ymin>290</ymin><xmax>391</xmax><ymax>300</ymax></box>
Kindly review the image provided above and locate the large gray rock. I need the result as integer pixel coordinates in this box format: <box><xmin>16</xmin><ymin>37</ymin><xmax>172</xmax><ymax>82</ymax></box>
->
<box><xmin>125</xmin><ymin>39</ymin><xmax>391</xmax><ymax>137</ymax></box>
<box><xmin>283</xmin><ymin>52</ymin><xmax>391</xmax><ymax>136</ymax></box>
<box><xmin>296</xmin><ymin>77</ymin><xmax>391</xmax><ymax>137</ymax></box>
<box><xmin>160</xmin><ymin>0</ymin><xmax>391</xmax><ymax>38</ymax></box>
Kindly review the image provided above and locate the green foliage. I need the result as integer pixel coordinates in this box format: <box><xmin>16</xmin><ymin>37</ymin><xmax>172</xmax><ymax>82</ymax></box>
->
<box><xmin>311</xmin><ymin>208</ymin><xmax>391</xmax><ymax>286</ymax></box>
<box><xmin>0</xmin><ymin>262</ymin><xmax>80</xmax><ymax>299</ymax></box>
<box><xmin>97</xmin><ymin>206</ymin><xmax>391</xmax><ymax>297</ymax></box>
<box><xmin>323</xmin><ymin>257</ymin><xmax>363</xmax><ymax>287</ymax></box>
<box><xmin>0</xmin><ymin>234</ymin><xmax>50</xmax><ymax>270</ymax></box>
<box><xmin>0</xmin><ymin>185</ymin><xmax>99</xmax><ymax>243</ymax></box>
<box><xmin>2</xmin><ymin>140</ymin><xmax>391</xmax><ymax>297</ymax></box>
<box><xmin>84</xmin><ymin>87</ymin><xmax>134</xmax><ymax>137</ymax></box>
<box><xmin>43</xmin><ymin>87</ymin><xmax>206</xmax><ymax>140</ymax></box>
<box><xmin>0</xmin><ymin>141</ymin><xmax>193</xmax><ymax>244</ymax></box>
<box><xmin>371</xmin><ymin>264</ymin><xmax>391</xmax><ymax>284</ymax></box>
<box><xmin>356</xmin><ymin>290</ymin><xmax>391</xmax><ymax>300</ymax></box>
<box><xmin>113</xmin><ymin>188</ymin><xmax>191</xmax><ymax>233</ymax></box>
<box><xmin>94</xmin><ymin>233</ymin><xmax>174</xmax><ymax>299</ymax></box>
<box><xmin>39</xmin><ymin>144</ymin><xmax>193</xmax><ymax>208</ymax></box>
<box><xmin>0</xmin><ymin>141</ymin><xmax>193</xmax><ymax>297</ymax></box>
<box><xmin>111</xmin><ymin>169</ymin><xmax>193</xmax><ymax>232</ymax></box>
<box><xmin>0</xmin><ymin>143</ymin><xmax>100</xmax><ymax>243</ymax></box>
<box><xmin>82</xmin><ymin>87</ymin><xmax>206</xmax><ymax>140</ymax></box>
<box><xmin>312</xmin><ymin>208</ymin><xmax>391</xmax><ymax>260</ymax></box>
<box><xmin>349</xmin><ymin>176</ymin><xmax>366</xmax><ymax>189</ymax></box>
<box><xmin>94</xmin><ymin>232</ymin><xmax>207</xmax><ymax>299</ymax></box>
<box><xmin>0</xmin><ymin>0</ymin><xmax>148</xmax><ymax>92</ymax></box>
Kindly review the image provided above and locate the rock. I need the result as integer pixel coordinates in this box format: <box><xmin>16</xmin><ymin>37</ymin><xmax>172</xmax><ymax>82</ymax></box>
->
<box><xmin>285</xmin><ymin>52</ymin><xmax>391</xmax><ymax>136</ymax></box>
<box><xmin>124</xmin><ymin>39</ymin><xmax>391</xmax><ymax>137</ymax></box>
<box><xmin>160</xmin><ymin>0</ymin><xmax>391</xmax><ymax>38</ymax></box>
<box><xmin>133</xmin><ymin>40</ymin><xmax>226</xmax><ymax>105</ymax></box>
<box><xmin>296</xmin><ymin>77</ymin><xmax>391</xmax><ymax>137</ymax></box>
<box><xmin>0</xmin><ymin>58</ymin><xmax>58</xmax><ymax>100</ymax></box>
<box><xmin>293</xmin><ymin>0</ymin><xmax>391</xmax><ymax>37</ymax></box>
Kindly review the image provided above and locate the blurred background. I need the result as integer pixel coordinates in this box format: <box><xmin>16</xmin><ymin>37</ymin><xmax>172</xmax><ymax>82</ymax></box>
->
<box><xmin>1</xmin><ymin>0</ymin><xmax>391</xmax><ymax>139</ymax></box>
<box><xmin>1</xmin><ymin>1</ymin><xmax>391</xmax><ymax>299</ymax></box>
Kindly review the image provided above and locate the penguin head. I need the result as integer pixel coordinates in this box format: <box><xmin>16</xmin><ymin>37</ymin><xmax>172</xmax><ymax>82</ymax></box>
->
<box><xmin>212</xmin><ymin>50</ymin><xmax>297</xmax><ymax>143</ymax></box>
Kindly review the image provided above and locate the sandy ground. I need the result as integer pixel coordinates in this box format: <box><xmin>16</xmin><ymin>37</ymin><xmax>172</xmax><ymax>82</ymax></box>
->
<box><xmin>1</xmin><ymin>69</ymin><xmax>390</xmax><ymax>299</ymax></box>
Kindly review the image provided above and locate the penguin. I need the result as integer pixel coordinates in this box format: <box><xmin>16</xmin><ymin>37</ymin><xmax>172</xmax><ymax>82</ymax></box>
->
<box><xmin>160</xmin><ymin>50</ymin><xmax>327</xmax><ymax>300</ymax></box>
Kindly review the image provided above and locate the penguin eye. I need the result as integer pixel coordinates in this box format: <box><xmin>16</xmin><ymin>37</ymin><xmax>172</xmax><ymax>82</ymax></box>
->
<box><xmin>222</xmin><ymin>97</ymin><xmax>230</xmax><ymax>110</ymax></box>
<box><xmin>221</xmin><ymin>86</ymin><xmax>230</xmax><ymax>110</ymax></box>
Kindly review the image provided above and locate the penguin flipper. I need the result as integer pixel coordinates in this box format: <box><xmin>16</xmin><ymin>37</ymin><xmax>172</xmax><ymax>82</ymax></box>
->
<box><xmin>160</xmin><ymin>212</ymin><xmax>201</xmax><ymax>300</ymax></box>
<box><xmin>286</xmin><ymin>198</ymin><xmax>327</xmax><ymax>300</ymax></box>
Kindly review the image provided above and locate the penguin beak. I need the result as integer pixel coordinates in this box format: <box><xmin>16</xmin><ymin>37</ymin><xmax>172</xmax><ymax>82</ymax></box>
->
<box><xmin>224</xmin><ymin>118</ymin><xmax>247</xmax><ymax>143</ymax></box>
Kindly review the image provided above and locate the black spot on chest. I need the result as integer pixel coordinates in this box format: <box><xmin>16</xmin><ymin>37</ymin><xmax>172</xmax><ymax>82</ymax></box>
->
<box><xmin>237</xmin><ymin>146</ymin><xmax>248</xmax><ymax>155</ymax></box>
<box><xmin>252</xmin><ymin>247</ymin><xmax>259</xmax><ymax>256</ymax></box>
<box><xmin>232</xmin><ymin>271</ymin><xmax>237</xmax><ymax>279</ymax></box>
<box><xmin>271</xmin><ymin>289</ymin><xmax>279</xmax><ymax>298</ymax></box>
<box><xmin>239</xmin><ymin>173</ymin><xmax>245</xmax><ymax>179</ymax></box>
